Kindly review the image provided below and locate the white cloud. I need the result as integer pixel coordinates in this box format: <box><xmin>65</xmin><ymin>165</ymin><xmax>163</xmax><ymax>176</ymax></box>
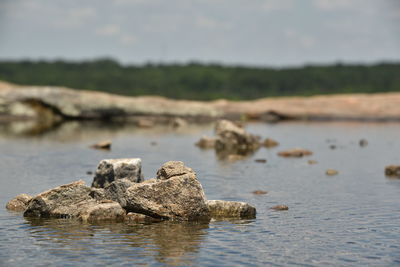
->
<box><xmin>95</xmin><ymin>24</ymin><xmax>121</xmax><ymax>36</ymax></box>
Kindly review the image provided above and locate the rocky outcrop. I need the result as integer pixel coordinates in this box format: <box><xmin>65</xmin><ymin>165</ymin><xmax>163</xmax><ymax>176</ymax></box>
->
<box><xmin>92</xmin><ymin>158</ymin><xmax>143</xmax><ymax>188</ymax></box>
<box><xmin>6</xmin><ymin>193</ymin><xmax>32</xmax><ymax>211</ymax></box>
<box><xmin>207</xmin><ymin>200</ymin><xmax>256</xmax><ymax>219</ymax></box>
<box><xmin>196</xmin><ymin>120</ymin><xmax>261</xmax><ymax>159</ymax></box>
<box><xmin>9</xmin><ymin>159</ymin><xmax>256</xmax><ymax>223</ymax></box>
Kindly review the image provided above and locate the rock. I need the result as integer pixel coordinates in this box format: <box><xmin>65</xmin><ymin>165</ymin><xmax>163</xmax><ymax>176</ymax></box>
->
<box><xmin>308</xmin><ymin>160</ymin><xmax>318</xmax><ymax>165</ymax></box>
<box><xmin>86</xmin><ymin>171</ymin><xmax>93</xmax><ymax>175</ymax></box>
<box><xmin>359</xmin><ymin>139</ymin><xmax>368</xmax><ymax>147</ymax></box>
<box><xmin>150</xmin><ymin>141</ymin><xmax>158</xmax><ymax>146</ymax></box>
<box><xmin>278</xmin><ymin>148</ymin><xmax>313</xmax><ymax>158</ymax></box>
<box><xmin>90</xmin><ymin>140</ymin><xmax>111</xmax><ymax>150</ymax></box>
<box><xmin>24</xmin><ymin>180</ymin><xmax>93</xmax><ymax>218</ymax></box>
<box><xmin>92</xmin><ymin>158</ymin><xmax>143</xmax><ymax>188</ymax></box>
<box><xmin>6</xmin><ymin>193</ymin><xmax>32</xmax><ymax>212</ymax></box>
<box><xmin>326</xmin><ymin>169</ymin><xmax>338</xmax><ymax>176</ymax></box>
<box><xmin>23</xmin><ymin>180</ymin><xmax>125</xmax><ymax>222</ymax></box>
<box><xmin>329</xmin><ymin>145</ymin><xmax>336</xmax><ymax>150</ymax></box>
<box><xmin>195</xmin><ymin>136</ymin><xmax>217</xmax><ymax>149</ymax></box>
<box><xmin>156</xmin><ymin>161</ymin><xmax>195</xmax><ymax>180</ymax></box>
<box><xmin>385</xmin><ymin>165</ymin><xmax>400</xmax><ymax>177</ymax></box>
<box><xmin>171</xmin><ymin>117</ymin><xmax>187</xmax><ymax>128</ymax></box>
<box><xmin>108</xmin><ymin>161</ymin><xmax>210</xmax><ymax>221</ymax></box>
<box><xmin>207</xmin><ymin>200</ymin><xmax>256</xmax><ymax>219</ymax></box>
<box><xmin>125</xmin><ymin>212</ymin><xmax>162</xmax><ymax>223</ymax></box>
<box><xmin>271</xmin><ymin>205</ymin><xmax>288</xmax><ymax>211</ymax></box>
<box><xmin>252</xmin><ymin>190</ymin><xmax>267</xmax><ymax>195</ymax></box>
<box><xmin>254</xmin><ymin>159</ymin><xmax>267</xmax><ymax>163</ymax></box>
<box><xmin>263</xmin><ymin>138</ymin><xmax>279</xmax><ymax>148</ymax></box>
<box><xmin>214</xmin><ymin>120</ymin><xmax>261</xmax><ymax>156</ymax></box>
<box><xmin>226</xmin><ymin>154</ymin><xmax>246</xmax><ymax>162</ymax></box>
<box><xmin>78</xmin><ymin>201</ymin><xmax>126</xmax><ymax>223</ymax></box>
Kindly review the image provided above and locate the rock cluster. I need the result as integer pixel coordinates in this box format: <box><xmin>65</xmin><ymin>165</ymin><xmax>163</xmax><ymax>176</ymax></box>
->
<box><xmin>196</xmin><ymin>120</ymin><xmax>278</xmax><ymax>159</ymax></box>
<box><xmin>6</xmin><ymin>159</ymin><xmax>256</xmax><ymax>223</ymax></box>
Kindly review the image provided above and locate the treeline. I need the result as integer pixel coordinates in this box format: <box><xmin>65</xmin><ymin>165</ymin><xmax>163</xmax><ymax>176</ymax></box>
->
<box><xmin>0</xmin><ymin>59</ymin><xmax>399</xmax><ymax>100</ymax></box>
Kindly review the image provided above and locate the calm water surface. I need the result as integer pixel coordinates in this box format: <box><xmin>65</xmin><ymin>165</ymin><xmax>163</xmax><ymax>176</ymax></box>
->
<box><xmin>0</xmin><ymin>121</ymin><xmax>400</xmax><ymax>266</ymax></box>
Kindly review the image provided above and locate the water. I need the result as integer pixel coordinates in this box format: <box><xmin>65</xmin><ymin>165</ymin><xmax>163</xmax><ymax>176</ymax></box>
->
<box><xmin>1</xmin><ymin>121</ymin><xmax>400</xmax><ymax>266</ymax></box>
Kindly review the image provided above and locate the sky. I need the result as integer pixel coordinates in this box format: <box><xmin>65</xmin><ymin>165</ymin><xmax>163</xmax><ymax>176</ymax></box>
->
<box><xmin>0</xmin><ymin>0</ymin><xmax>399</xmax><ymax>67</ymax></box>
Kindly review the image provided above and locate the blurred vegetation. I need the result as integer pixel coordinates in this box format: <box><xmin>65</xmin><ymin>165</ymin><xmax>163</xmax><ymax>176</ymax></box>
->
<box><xmin>0</xmin><ymin>58</ymin><xmax>399</xmax><ymax>100</ymax></box>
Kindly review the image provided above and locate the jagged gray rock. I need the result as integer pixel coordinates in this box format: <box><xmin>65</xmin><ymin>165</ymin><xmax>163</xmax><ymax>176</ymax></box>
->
<box><xmin>207</xmin><ymin>200</ymin><xmax>256</xmax><ymax>219</ymax></box>
<box><xmin>108</xmin><ymin>161</ymin><xmax>210</xmax><ymax>221</ymax></box>
<box><xmin>92</xmin><ymin>158</ymin><xmax>143</xmax><ymax>188</ymax></box>
<box><xmin>6</xmin><ymin>193</ymin><xmax>32</xmax><ymax>212</ymax></box>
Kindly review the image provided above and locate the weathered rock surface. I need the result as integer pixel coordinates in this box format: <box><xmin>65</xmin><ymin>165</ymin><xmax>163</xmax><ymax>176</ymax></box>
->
<box><xmin>125</xmin><ymin>212</ymin><xmax>162</xmax><ymax>223</ymax></box>
<box><xmin>252</xmin><ymin>190</ymin><xmax>267</xmax><ymax>195</ymax></box>
<box><xmin>109</xmin><ymin>161</ymin><xmax>210</xmax><ymax>221</ymax></box>
<box><xmin>6</xmin><ymin>193</ymin><xmax>32</xmax><ymax>211</ymax></box>
<box><xmin>207</xmin><ymin>200</ymin><xmax>256</xmax><ymax>219</ymax></box>
<box><xmin>2</xmin><ymin>81</ymin><xmax>400</xmax><ymax>122</ymax></box>
<box><xmin>92</xmin><ymin>158</ymin><xmax>143</xmax><ymax>188</ymax></box>
<box><xmin>278</xmin><ymin>148</ymin><xmax>313</xmax><ymax>158</ymax></box>
<box><xmin>23</xmin><ymin>180</ymin><xmax>126</xmax><ymax>222</ymax></box>
<box><xmin>385</xmin><ymin>165</ymin><xmax>400</xmax><ymax>177</ymax></box>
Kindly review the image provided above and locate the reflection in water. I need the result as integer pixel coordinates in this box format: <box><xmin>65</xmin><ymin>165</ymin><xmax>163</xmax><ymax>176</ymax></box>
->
<box><xmin>24</xmin><ymin>217</ymin><xmax>210</xmax><ymax>266</ymax></box>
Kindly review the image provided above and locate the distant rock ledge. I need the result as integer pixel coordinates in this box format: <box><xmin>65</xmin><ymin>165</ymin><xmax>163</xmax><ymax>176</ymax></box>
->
<box><xmin>1</xmin><ymin>80</ymin><xmax>400</xmax><ymax>123</ymax></box>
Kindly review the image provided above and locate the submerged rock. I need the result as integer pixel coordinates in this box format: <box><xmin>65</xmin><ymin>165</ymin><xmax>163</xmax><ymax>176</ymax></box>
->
<box><xmin>125</xmin><ymin>212</ymin><xmax>162</xmax><ymax>223</ymax></box>
<box><xmin>359</xmin><ymin>139</ymin><xmax>368</xmax><ymax>147</ymax></box>
<box><xmin>326</xmin><ymin>169</ymin><xmax>338</xmax><ymax>176</ymax></box>
<box><xmin>271</xmin><ymin>205</ymin><xmax>289</xmax><ymax>211</ymax></box>
<box><xmin>385</xmin><ymin>165</ymin><xmax>400</xmax><ymax>177</ymax></box>
<box><xmin>90</xmin><ymin>140</ymin><xmax>111</xmax><ymax>150</ymax></box>
<box><xmin>308</xmin><ymin>160</ymin><xmax>318</xmax><ymax>165</ymax></box>
<box><xmin>278</xmin><ymin>148</ymin><xmax>313</xmax><ymax>158</ymax></box>
<box><xmin>92</xmin><ymin>158</ymin><xmax>143</xmax><ymax>188</ymax></box>
<box><xmin>207</xmin><ymin>200</ymin><xmax>256</xmax><ymax>219</ymax></box>
<box><xmin>252</xmin><ymin>190</ymin><xmax>267</xmax><ymax>195</ymax></box>
<box><xmin>263</xmin><ymin>138</ymin><xmax>279</xmax><ymax>148</ymax></box>
<box><xmin>6</xmin><ymin>193</ymin><xmax>32</xmax><ymax>212</ymax></box>
<box><xmin>79</xmin><ymin>201</ymin><xmax>126</xmax><ymax>223</ymax></box>
<box><xmin>254</xmin><ymin>159</ymin><xmax>267</xmax><ymax>163</ymax></box>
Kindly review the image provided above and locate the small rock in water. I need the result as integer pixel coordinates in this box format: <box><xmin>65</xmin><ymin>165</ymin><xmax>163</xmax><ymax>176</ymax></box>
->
<box><xmin>263</xmin><ymin>138</ymin><xmax>279</xmax><ymax>148</ymax></box>
<box><xmin>359</xmin><ymin>139</ymin><xmax>368</xmax><ymax>147</ymax></box>
<box><xmin>171</xmin><ymin>117</ymin><xmax>187</xmax><ymax>128</ymax></box>
<box><xmin>90</xmin><ymin>141</ymin><xmax>111</xmax><ymax>150</ymax></box>
<box><xmin>207</xmin><ymin>200</ymin><xmax>256</xmax><ymax>218</ymax></box>
<box><xmin>125</xmin><ymin>212</ymin><xmax>161</xmax><ymax>223</ymax></box>
<box><xmin>329</xmin><ymin>145</ymin><xmax>336</xmax><ymax>150</ymax></box>
<box><xmin>385</xmin><ymin>165</ymin><xmax>400</xmax><ymax>177</ymax></box>
<box><xmin>278</xmin><ymin>148</ymin><xmax>313</xmax><ymax>158</ymax></box>
<box><xmin>150</xmin><ymin>141</ymin><xmax>158</xmax><ymax>146</ymax></box>
<box><xmin>86</xmin><ymin>171</ymin><xmax>93</xmax><ymax>175</ymax></box>
<box><xmin>308</xmin><ymin>160</ymin><xmax>318</xmax><ymax>165</ymax></box>
<box><xmin>326</xmin><ymin>169</ymin><xmax>338</xmax><ymax>176</ymax></box>
<box><xmin>227</xmin><ymin>154</ymin><xmax>246</xmax><ymax>161</ymax></box>
<box><xmin>195</xmin><ymin>136</ymin><xmax>217</xmax><ymax>149</ymax></box>
<box><xmin>271</xmin><ymin>205</ymin><xmax>289</xmax><ymax>211</ymax></box>
<box><xmin>6</xmin><ymin>194</ymin><xmax>32</xmax><ymax>212</ymax></box>
<box><xmin>252</xmin><ymin>190</ymin><xmax>267</xmax><ymax>195</ymax></box>
<box><xmin>255</xmin><ymin>159</ymin><xmax>267</xmax><ymax>163</ymax></box>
